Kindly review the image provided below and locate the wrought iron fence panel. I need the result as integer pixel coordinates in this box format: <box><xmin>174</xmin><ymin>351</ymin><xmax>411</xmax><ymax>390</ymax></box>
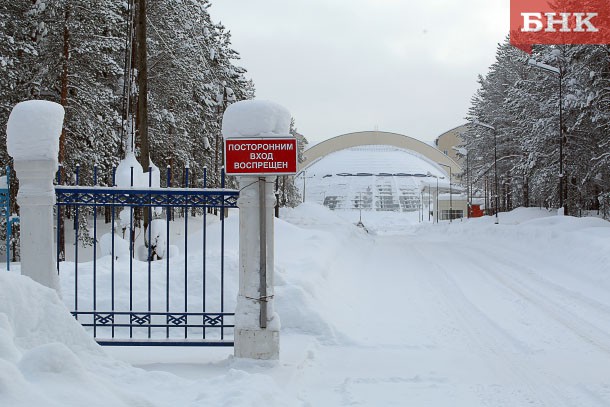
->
<box><xmin>55</xmin><ymin>165</ymin><xmax>238</xmax><ymax>346</ymax></box>
<box><xmin>0</xmin><ymin>167</ymin><xmax>18</xmax><ymax>271</ymax></box>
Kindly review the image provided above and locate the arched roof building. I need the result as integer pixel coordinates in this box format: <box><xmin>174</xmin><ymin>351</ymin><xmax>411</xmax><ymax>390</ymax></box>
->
<box><xmin>297</xmin><ymin>131</ymin><xmax>463</xmax><ymax>213</ymax></box>
<box><xmin>300</xmin><ymin>131</ymin><xmax>461</xmax><ymax>175</ymax></box>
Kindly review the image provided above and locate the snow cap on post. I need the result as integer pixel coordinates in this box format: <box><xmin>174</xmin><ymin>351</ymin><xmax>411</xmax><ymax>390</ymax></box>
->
<box><xmin>222</xmin><ymin>100</ymin><xmax>291</xmax><ymax>139</ymax></box>
<box><xmin>6</xmin><ymin>100</ymin><xmax>64</xmax><ymax>164</ymax></box>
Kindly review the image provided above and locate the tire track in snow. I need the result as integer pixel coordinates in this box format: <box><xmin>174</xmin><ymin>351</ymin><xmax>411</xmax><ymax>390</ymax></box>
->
<box><xmin>441</xmin><ymin>243</ymin><xmax>610</xmax><ymax>407</ymax></box>
<box><xmin>409</xmin><ymin>242</ymin><xmax>580</xmax><ymax>407</ymax></box>
<box><xmin>467</xmin><ymin>242</ymin><xmax>610</xmax><ymax>332</ymax></box>
<box><xmin>457</xmin><ymin>245</ymin><xmax>610</xmax><ymax>357</ymax></box>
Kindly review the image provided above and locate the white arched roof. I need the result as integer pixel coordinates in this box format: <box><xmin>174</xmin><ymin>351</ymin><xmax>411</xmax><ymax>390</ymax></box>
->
<box><xmin>298</xmin><ymin>144</ymin><xmax>455</xmax><ymax>211</ymax></box>
<box><xmin>301</xmin><ymin>130</ymin><xmax>461</xmax><ymax>175</ymax></box>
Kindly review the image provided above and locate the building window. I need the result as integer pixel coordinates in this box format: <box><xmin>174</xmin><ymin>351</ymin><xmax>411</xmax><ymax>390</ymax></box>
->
<box><xmin>440</xmin><ymin>209</ymin><xmax>463</xmax><ymax>220</ymax></box>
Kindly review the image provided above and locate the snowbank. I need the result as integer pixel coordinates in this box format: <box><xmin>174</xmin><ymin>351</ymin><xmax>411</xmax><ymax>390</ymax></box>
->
<box><xmin>3</xmin><ymin>203</ymin><xmax>610</xmax><ymax>405</ymax></box>
<box><xmin>0</xmin><ymin>272</ymin><xmax>119</xmax><ymax>406</ymax></box>
<box><xmin>6</xmin><ymin>100</ymin><xmax>64</xmax><ymax>162</ymax></box>
<box><xmin>0</xmin><ymin>273</ymin><xmax>298</xmax><ymax>406</ymax></box>
<box><xmin>222</xmin><ymin>100</ymin><xmax>291</xmax><ymax>138</ymax></box>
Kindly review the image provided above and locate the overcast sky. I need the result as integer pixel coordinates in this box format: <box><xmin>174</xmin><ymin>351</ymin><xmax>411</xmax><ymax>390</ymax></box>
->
<box><xmin>209</xmin><ymin>0</ymin><xmax>510</xmax><ymax>146</ymax></box>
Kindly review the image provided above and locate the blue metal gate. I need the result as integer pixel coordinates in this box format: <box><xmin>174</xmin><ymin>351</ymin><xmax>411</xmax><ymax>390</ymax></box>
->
<box><xmin>0</xmin><ymin>167</ymin><xmax>18</xmax><ymax>271</ymax></box>
<box><xmin>55</xmin><ymin>166</ymin><xmax>239</xmax><ymax>346</ymax></box>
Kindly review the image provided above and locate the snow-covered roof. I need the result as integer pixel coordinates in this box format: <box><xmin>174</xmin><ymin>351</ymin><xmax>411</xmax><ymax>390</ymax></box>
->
<box><xmin>305</xmin><ymin>145</ymin><xmax>446</xmax><ymax>178</ymax></box>
<box><xmin>298</xmin><ymin>145</ymin><xmax>451</xmax><ymax>212</ymax></box>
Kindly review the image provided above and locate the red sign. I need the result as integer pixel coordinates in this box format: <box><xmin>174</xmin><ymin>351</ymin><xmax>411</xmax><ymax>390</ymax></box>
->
<box><xmin>224</xmin><ymin>138</ymin><xmax>298</xmax><ymax>175</ymax></box>
<box><xmin>510</xmin><ymin>0</ymin><xmax>610</xmax><ymax>53</ymax></box>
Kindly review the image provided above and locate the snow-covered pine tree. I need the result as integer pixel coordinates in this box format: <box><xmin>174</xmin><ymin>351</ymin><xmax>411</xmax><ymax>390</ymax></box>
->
<box><xmin>467</xmin><ymin>36</ymin><xmax>610</xmax><ymax>217</ymax></box>
<box><xmin>561</xmin><ymin>45</ymin><xmax>610</xmax><ymax>214</ymax></box>
<box><xmin>25</xmin><ymin>0</ymin><xmax>127</xmax><ymax>249</ymax></box>
<box><xmin>0</xmin><ymin>0</ymin><xmax>41</xmax><ymax>165</ymax></box>
<box><xmin>26</xmin><ymin>0</ymin><xmax>125</xmax><ymax>181</ymax></box>
<box><xmin>145</xmin><ymin>0</ymin><xmax>253</xmax><ymax>192</ymax></box>
<box><xmin>276</xmin><ymin>118</ymin><xmax>307</xmax><ymax>208</ymax></box>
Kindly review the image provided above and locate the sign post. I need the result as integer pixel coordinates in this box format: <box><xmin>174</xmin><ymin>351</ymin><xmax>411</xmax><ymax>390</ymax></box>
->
<box><xmin>222</xmin><ymin>100</ymin><xmax>296</xmax><ymax>360</ymax></box>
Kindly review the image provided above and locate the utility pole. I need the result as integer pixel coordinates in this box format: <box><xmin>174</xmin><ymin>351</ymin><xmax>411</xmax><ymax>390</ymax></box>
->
<box><xmin>135</xmin><ymin>0</ymin><xmax>150</xmax><ymax>229</ymax></box>
<box><xmin>136</xmin><ymin>0</ymin><xmax>149</xmax><ymax>175</ymax></box>
<box><xmin>57</xmin><ymin>4</ymin><xmax>71</xmax><ymax>261</ymax></box>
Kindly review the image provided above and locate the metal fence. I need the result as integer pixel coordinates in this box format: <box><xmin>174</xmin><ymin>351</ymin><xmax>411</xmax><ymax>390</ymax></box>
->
<box><xmin>55</xmin><ymin>165</ymin><xmax>239</xmax><ymax>346</ymax></box>
<box><xmin>0</xmin><ymin>167</ymin><xmax>18</xmax><ymax>271</ymax></box>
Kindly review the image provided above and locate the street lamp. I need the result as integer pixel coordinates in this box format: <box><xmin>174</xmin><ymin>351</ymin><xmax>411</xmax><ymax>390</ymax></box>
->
<box><xmin>296</xmin><ymin>170</ymin><xmax>314</xmax><ymax>203</ymax></box>
<box><xmin>428</xmin><ymin>185</ymin><xmax>431</xmax><ymax>222</ymax></box>
<box><xmin>471</xmin><ymin>120</ymin><xmax>499</xmax><ymax>224</ymax></box>
<box><xmin>527</xmin><ymin>57</ymin><xmax>565</xmax><ymax>215</ymax></box>
<box><xmin>436</xmin><ymin>163</ymin><xmax>453</xmax><ymax>222</ymax></box>
<box><xmin>426</xmin><ymin>172</ymin><xmax>444</xmax><ymax>223</ymax></box>
<box><xmin>453</xmin><ymin>146</ymin><xmax>469</xmax><ymax>217</ymax></box>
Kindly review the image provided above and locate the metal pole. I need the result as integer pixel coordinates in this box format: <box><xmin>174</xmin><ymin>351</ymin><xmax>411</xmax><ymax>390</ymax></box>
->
<box><xmin>527</xmin><ymin>59</ymin><xmax>564</xmax><ymax>215</ymax></box>
<box><xmin>466</xmin><ymin>152</ymin><xmax>470</xmax><ymax>218</ymax></box>
<box><xmin>5</xmin><ymin>167</ymin><xmax>10</xmax><ymax>271</ymax></box>
<box><xmin>559</xmin><ymin>70</ymin><xmax>564</xmax><ymax>214</ymax></box>
<box><xmin>437</xmin><ymin>163</ymin><xmax>452</xmax><ymax>222</ymax></box>
<box><xmin>359</xmin><ymin>191</ymin><xmax>362</xmax><ymax>223</ymax></box>
<box><xmin>449</xmin><ymin>167</ymin><xmax>452</xmax><ymax>222</ymax></box>
<box><xmin>274</xmin><ymin>177</ymin><xmax>279</xmax><ymax>218</ymax></box>
<box><xmin>494</xmin><ymin>129</ymin><xmax>499</xmax><ymax>224</ymax></box>
<box><xmin>484</xmin><ymin>176</ymin><xmax>488</xmax><ymax>214</ymax></box>
<box><xmin>428</xmin><ymin>186</ymin><xmax>431</xmax><ymax>221</ymax></box>
<box><xmin>259</xmin><ymin>177</ymin><xmax>267</xmax><ymax>329</ymax></box>
<box><xmin>302</xmin><ymin>170</ymin><xmax>306</xmax><ymax>203</ymax></box>
<box><xmin>434</xmin><ymin>175</ymin><xmax>439</xmax><ymax>223</ymax></box>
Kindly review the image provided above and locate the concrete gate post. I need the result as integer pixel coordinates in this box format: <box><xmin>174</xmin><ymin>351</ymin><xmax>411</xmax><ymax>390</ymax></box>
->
<box><xmin>222</xmin><ymin>100</ymin><xmax>294</xmax><ymax>360</ymax></box>
<box><xmin>6</xmin><ymin>101</ymin><xmax>64</xmax><ymax>293</ymax></box>
<box><xmin>234</xmin><ymin>174</ymin><xmax>279</xmax><ymax>359</ymax></box>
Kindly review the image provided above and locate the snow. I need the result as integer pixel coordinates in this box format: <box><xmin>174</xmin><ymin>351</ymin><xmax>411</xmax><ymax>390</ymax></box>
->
<box><xmin>2</xmin><ymin>206</ymin><xmax>610</xmax><ymax>405</ymax></box>
<box><xmin>222</xmin><ymin>100</ymin><xmax>291</xmax><ymax>139</ymax></box>
<box><xmin>114</xmin><ymin>152</ymin><xmax>144</xmax><ymax>187</ymax></box>
<box><xmin>298</xmin><ymin>145</ymin><xmax>448</xmax><ymax>211</ymax></box>
<box><xmin>145</xmin><ymin>219</ymin><xmax>169</xmax><ymax>259</ymax></box>
<box><xmin>6</xmin><ymin>100</ymin><xmax>64</xmax><ymax>162</ymax></box>
<box><xmin>99</xmin><ymin>233</ymin><xmax>129</xmax><ymax>261</ymax></box>
<box><xmin>115</xmin><ymin>153</ymin><xmax>161</xmax><ymax>188</ymax></box>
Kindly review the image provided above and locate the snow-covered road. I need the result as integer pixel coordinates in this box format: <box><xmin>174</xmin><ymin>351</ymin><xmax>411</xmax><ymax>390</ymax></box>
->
<box><xmin>4</xmin><ymin>205</ymin><xmax>610</xmax><ymax>406</ymax></box>
<box><xmin>275</xmin><ymin>225</ymin><xmax>609</xmax><ymax>406</ymax></box>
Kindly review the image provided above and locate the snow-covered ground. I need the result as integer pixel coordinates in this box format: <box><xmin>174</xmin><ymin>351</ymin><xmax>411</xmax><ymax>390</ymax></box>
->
<box><xmin>2</xmin><ymin>204</ymin><xmax>610</xmax><ymax>406</ymax></box>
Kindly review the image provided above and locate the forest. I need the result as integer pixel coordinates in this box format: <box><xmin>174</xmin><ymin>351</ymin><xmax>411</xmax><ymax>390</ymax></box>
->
<box><xmin>465</xmin><ymin>38</ymin><xmax>610</xmax><ymax>217</ymax></box>
<box><xmin>1</xmin><ymin>0</ymin><xmax>257</xmax><ymax>190</ymax></box>
<box><xmin>0</xmin><ymin>0</ymin><xmax>306</xmax><ymax>259</ymax></box>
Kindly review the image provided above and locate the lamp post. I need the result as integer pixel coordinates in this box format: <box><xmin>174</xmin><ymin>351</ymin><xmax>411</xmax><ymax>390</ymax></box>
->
<box><xmin>302</xmin><ymin>170</ymin><xmax>306</xmax><ymax>202</ymax></box>
<box><xmin>527</xmin><ymin>57</ymin><xmax>564</xmax><ymax>215</ymax></box>
<box><xmin>436</xmin><ymin>163</ymin><xmax>453</xmax><ymax>222</ymax></box>
<box><xmin>426</xmin><ymin>172</ymin><xmax>443</xmax><ymax>223</ymax></box>
<box><xmin>471</xmin><ymin>120</ymin><xmax>499</xmax><ymax>224</ymax></box>
<box><xmin>428</xmin><ymin>186</ymin><xmax>431</xmax><ymax>221</ymax></box>
<box><xmin>436</xmin><ymin>176</ymin><xmax>439</xmax><ymax>223</ymax></box>
<box><xmin>453</xmin><ymin>146</ymin><xmax>469</xmax><ymax>217</ymax></box>
<box><xmin>297</xmin><ymin>170</ymin><xmax>314</xmax><ymax>203</ymax></box>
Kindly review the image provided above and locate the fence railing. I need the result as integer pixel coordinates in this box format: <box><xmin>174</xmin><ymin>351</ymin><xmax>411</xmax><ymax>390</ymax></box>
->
<box><xmin>55</xmin><ymin>165</ymin><xmax>239</xmax><ymax>346</ymax></box>
<box><xmin>0</xmin><ymin>167</ymin><xmax>18</xmax><ymax>271</ymax></box>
